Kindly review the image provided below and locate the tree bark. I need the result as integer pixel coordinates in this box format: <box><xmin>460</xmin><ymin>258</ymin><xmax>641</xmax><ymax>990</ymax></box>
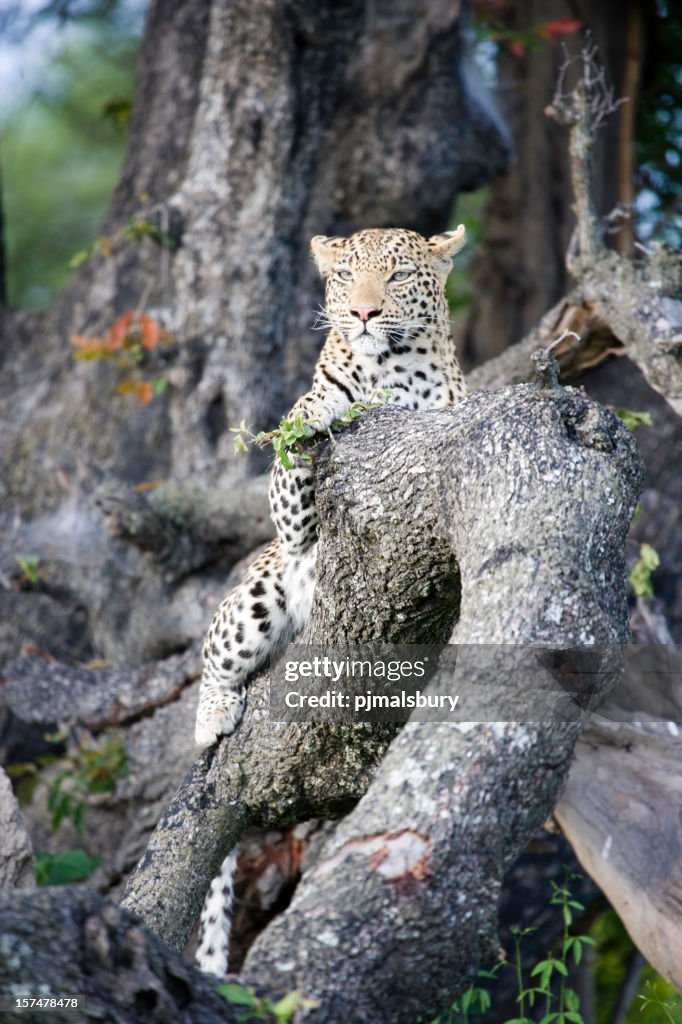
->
<box><xmin>0</xmin><ymin>766</ymin><xmax>35</xmax><ymax>891</ymax></box>
<box><xmin>0</xmin><ymin>0</ymin><xmax>509</xmax><ymax>500</ymax></box>
<box><xmin>0</xmin><ymin>889</ymin><xmax>242</xmax><ymax>1024</ymax></box>
<box><xmin>556</xmin><ymin>716</ymin><xmax>682</xmax><ymax>990</ymax></box>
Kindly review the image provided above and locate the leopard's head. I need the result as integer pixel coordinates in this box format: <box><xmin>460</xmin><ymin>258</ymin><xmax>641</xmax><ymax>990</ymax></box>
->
<box><xmin>311</xmin><ymin>226</ymin><xmax>466</xmax><ymax>355</ymax></box>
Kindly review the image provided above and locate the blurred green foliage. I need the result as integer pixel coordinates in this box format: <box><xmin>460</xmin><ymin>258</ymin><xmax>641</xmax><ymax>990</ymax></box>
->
<box><xmin>446</xmin><ymin>186</ymin><xmax>490</xmax><ymax>314</ymax></box>
<box><xmin>593</xmin><ymin>909</ymin><xmax>682</xmax><ymax>1023</ymax></box>
<box><xmin>35</xmin><ymin>848</ymin><xmax>102</xmax><ymax>886</ymax></box>
<box><xmin>2</xmin><ymin>19</ymin><xmax>139</xmax><ymax>307</ymax></box>
<box><xmin>636</xmin><ymin>6</ymin><xmax>682</xmax><ymax>245</ymax></box>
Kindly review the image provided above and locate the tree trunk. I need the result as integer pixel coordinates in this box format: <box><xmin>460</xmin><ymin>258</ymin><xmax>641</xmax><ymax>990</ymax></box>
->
<box><xmin>120</xmin><ymin>375</ymin><xmax>643</xmax><ymax>1021</ymax></box>
<box><xmin>0</xmin><ymin>0</ymin><xmax>508</xmax><ymax>670</ymax></box>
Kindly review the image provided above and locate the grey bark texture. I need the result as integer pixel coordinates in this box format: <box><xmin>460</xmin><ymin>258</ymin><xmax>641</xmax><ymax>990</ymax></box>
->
<box><xmin>557</xmin><ymin>716</ymin><xmax>682</xmax><ymax>990</ymax></box>
<box><xmin>0</xmin><ymin>888</ymin><xmax>242</xmax><ymax>1024</ymax></box>
<box><xmin>0</xmin><ymin>2</ymin><xmax>677</xmax><ymax>1017</ymax></box>
<box><xmin>0</xmin><ymin>0</ymin><xmax>508</xmax><ymax>671</ymax></box>
<box><xmin>120</xmin><ymin>375</ymin><xmax>643</xmax><ymax>1022</ymax></box>
<box><xmin>0</xmin><ymin>766</ymin><xmax>35</xmax><ymax>891</ymax></box>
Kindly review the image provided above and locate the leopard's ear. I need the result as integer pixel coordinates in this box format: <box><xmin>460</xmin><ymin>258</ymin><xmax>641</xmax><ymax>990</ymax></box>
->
<box><xmin>311</xmin><ymin>235</ymin><xmax>347</xmax><ymax>276</ymax></box>
<box><xmin>425</xmin><ymin>225</ymin><xmax>467</xmax><ymax>276</ymax></box>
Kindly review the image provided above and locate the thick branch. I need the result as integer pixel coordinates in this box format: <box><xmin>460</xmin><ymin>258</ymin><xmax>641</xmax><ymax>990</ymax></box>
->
<box><xmin>3</xmin><ymin>647</ymin><xmax>201</xmax><ymax>730</ymax></box>
<box><xmin>557</xmin><ymin>716</ymin><xmax>682</xmax><ymax>990</ymax></box>
<box><xmin>94</xmin><ymin>476</ymin><xmax>273</xmax><ymax>579</ymax></box>
<box><xmin>468</xmin><ymin>266</ymin><xmax>682</xmax><ymax>416</ymax></box>
<box><xmin>121</xmin><ymin>694</ymin><xmax>397</xmax><ymax>954</ymax></box>
<box><xmin>123</xmin><ymin>378</ymin><xmax>642</xmax><ymax>1020</ymax></box>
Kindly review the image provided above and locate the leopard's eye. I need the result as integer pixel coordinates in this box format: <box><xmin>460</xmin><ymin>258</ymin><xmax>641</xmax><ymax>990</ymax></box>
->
<box><xmin>336</xmin><ymin>269</ymin><xmax>353</xmax><ymax>282</ymax></box>
<box><xmin>390</xmin><ymin>270</ymin><xmax>413</xmax><ymax>283</ymax></box>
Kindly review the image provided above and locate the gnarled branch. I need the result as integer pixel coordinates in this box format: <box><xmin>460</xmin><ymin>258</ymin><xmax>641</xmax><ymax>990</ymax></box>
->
<box><xmin>122</xmin><ymin>374</ymin><xmax>643</xmax><ymax>1021</ymax></box>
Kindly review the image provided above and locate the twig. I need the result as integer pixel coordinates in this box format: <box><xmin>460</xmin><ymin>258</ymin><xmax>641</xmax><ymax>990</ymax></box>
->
<box><xmin>531</xmin><ymin>330</ymin><xmax>581</xmax><ymax>392</ymax></box>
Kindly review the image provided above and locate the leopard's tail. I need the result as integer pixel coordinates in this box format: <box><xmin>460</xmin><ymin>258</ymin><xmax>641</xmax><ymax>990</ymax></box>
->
<box><xmin>195</xmin><ymin>851</ymin><xmax>237</xmax><ymax>976</ymax></box>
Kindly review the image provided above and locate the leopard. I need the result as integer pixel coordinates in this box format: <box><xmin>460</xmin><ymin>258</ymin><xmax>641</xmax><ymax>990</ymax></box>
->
<box><xmin>195</xmin><ymin>225</ymin><xmax>468</xmax><ymax>748</ymax></box>
<box><xmin>194</xmin><ymin>225</ymin><xmax>468</xmax><ymax>974</ymax></box>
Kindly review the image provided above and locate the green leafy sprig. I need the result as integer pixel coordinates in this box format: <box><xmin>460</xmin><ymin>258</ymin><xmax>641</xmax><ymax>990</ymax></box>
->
<box><xmin>231</xmin><ymin>392</ymin><xmax>392</xmax><ymax>470</ymax></box>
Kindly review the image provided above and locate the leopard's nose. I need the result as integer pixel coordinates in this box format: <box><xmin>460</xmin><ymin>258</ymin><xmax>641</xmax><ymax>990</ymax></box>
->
<box><xmin>350</xmin><ymin>306</ymin><xmax>382</xmax><ymax>322</ymax></box>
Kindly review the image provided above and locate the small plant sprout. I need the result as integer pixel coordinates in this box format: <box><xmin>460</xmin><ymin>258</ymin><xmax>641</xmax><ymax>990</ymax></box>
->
<box><xmin>614</xmin><ymin>407</ymin><xmax>653</xmax><ymax>431</ymax></box>
<box><xmin>69</xmin><ymin>213</ymin><xmax>175</xmax><ymax>269</ymax></box>
<box><xmin>231</xmin><ymin>391</ymin><xmax>393</xmax><ymax>469</ymax></box>
<box><xmin>70</xmin><ymin>309</ymin><xmax>172</xmax><ymax>404</ymax></box>
<box><xmin>637</xmin><ymin>978</ymin><xmax>682</xmax><ymax>1024</ymax></box>
<box><xmin>217</xmin><ymin>982</ymin><xmax>319</xmax><ymax>1022</ymax></box>
<box><xmin>434</xmin><ymin>870</ymin><xmax>596</xmax><ymax>1024</ymax></box>
<box><xmin>629</xmin><ymin>543</ymin><xmax>661</xmax><ymax>598</ymax></box>
<box><xmin>46</xmin><ymin>734</ymin><xmax>128</xmax><ymax>833</ymax></box>
<box><xmin>230</xmin><ymin>414</ymin><xmax>317</xmax><ymax>470</ymax></box>
<box><xmin>15</xmin><ymin>554</ymin><xmax>40</xmax><ymax>585</ymax></box>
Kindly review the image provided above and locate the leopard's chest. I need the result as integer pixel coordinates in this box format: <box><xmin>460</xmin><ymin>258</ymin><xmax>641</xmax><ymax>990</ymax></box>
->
<box><xmin>369</xmin><ymin>352</ymin><xmax>453</xmax><ymax>410</ymax></box>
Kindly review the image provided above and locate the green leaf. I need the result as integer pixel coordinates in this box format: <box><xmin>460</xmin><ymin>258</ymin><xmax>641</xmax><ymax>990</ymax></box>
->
<box><xmin>217</xmin><ymin>983</ymin><xmax>259</xmax><ymax>1007</ymax></box>
<box><xmin>5</xmin><ymin>762</ymin><xmax>38</xmax><ymax>779</ymax></box>
<box><xmin>564</xmin><ymin>988</ymin><xmax>581</xmax><ymax>1012</ymax></box>
<box><xmin>16</xmin><ymin>774</ymin><xmax>40</xmax><ymax>806</ymax></box>
<box><xmin>567</xmin><ymin>934</ymin><xmax>594</xmax><ymax>964</ymax></box>
<box><xmin>35</xmin><ymin>849</ymin><xmax>102</xmax><ymax>886</ymax></box>
<box><xmin>629</xmin><ymin>543</ymin><xmax>661</xmax><ymax>597</ymax></box>
<box><xmin>271</xmin><ymin>990</ymin><xmax>304</xmax><ymax>1020</ymax></box>
<box><xmin>615</xmin><ymin>407</ymin><xmax>653</xmax><ymax>430</ymax></box>
<box><xmin>459</xmin><ymin>987</ymin><xmax>474</xmax><ymax>1012</ymax></box>
<box><xmin>15</xmin><ymin>554</ymin><xmax>40</xmax><ymax>584</ymax></box>
<box><xmin>479</xmin><ymin>964</ymin><xmax>507</xmax><ymax>978</ymax></box>
<box><xmin>68</xmin><ymin>246</ymin><xmax>94</xmax><ymax>269</ymax></box>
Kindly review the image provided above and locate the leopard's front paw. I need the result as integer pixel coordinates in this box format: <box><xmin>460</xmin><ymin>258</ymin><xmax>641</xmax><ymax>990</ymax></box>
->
<box><xmin>194</xmin><ymin>689</ymin><xmax>246</xmax><ymax>747</ymax></box>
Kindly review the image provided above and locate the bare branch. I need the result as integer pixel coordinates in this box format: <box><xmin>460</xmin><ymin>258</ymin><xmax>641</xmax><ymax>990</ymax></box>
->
<box><xmin>545</xmin><ymin>40</ymin><xmax>627</xmax><ymax>265</ymax></box>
